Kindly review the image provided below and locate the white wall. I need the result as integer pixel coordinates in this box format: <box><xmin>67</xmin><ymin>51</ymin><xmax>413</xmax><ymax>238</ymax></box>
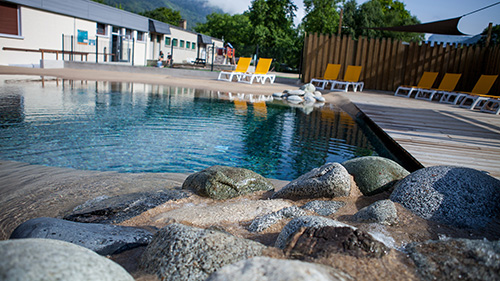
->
<box><xmin>0</xmin><ymin>6</ymin><xmax>96</xmax><ymax>66</ymax></box>
<box><xmin>0</xmin><ymin>5</ymin><xmax>222</xmax><ymax>67</ymax></box>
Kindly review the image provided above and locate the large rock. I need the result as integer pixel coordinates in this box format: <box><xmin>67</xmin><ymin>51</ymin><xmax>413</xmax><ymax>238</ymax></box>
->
<box><xmin>390</xmin><ymin>166</ymin><xmax>500</xmax><ymax>229</ymax></box>
<box><xmin>352</xmin><ymin>199</ymin><xmax>398</xmax><ymax>225</ymax></box>
<box><xmin>154</xmin><ymin>199</ymin><xmax>293</xmax><ymax>228</ymax></box>
<box><xmin>205</xmin><ymin>257</ymin><xmax>353</xmax><ymax>281</ymax></box>
<box><xmin>302</xmin><ymin>200</ymin><xmax>346</xmax><ymax>216</ymax></box>
<box><xmin>275</xmin><ymin>216</ymin><xmax>354</xmax><ymax>249</ymax></box>
<box><xmin>10</xmin><ymin>217</ymin><xmax>152</xmax><ymax>255</ymax></box>
<box><xmin>272</xmin><ymin>163</ymin><xmax>351</xmax><ymax>200</ymax></box>
<box><xmin>287</xmin><ymin>89</ymin><xmax>306</xmax><ymax>96</ymax></box>
<box><xmin>248</xmin><ymin>206</ymin><xmax>307</xmax><ymax>233</ymax></box>
<box><xmin>285</xmin><ymin>225</ymin><xmax>390</xmax><ymax>259</ymax></box>
<box><xmin>140</xmin><ymin>223</ymin><xmax>266</xmax><ymax>281</ymax></box>
<box><xmin>0</xmin><ymin>238</ymin><xmax>134</xmax><ymax>281</ymax></box>
<box><xmin>405</xmin><ymin>238</ymin><xmax>500</xmax><ymax>281</ymax></box>
<box><xmin>64</xmin><ymin>189</ymin><xmax>190</xmax><ymax>224</ymax></box>
<box><xmin>182</xmin><ymin>165</ymin><xmax>274</xmax><ymax>200</ymax></box>
<box><xmin>342</xmin><ymin>156</ymin><xmax>409</xmax><ymax>195</ymax></box>
<box><xmin>300</xmin><ymin>83</ymin><xmax>316</xmax><ymax>93</ymax></box>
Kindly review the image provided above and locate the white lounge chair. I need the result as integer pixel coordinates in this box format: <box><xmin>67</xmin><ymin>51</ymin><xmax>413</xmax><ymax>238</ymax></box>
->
<box><xmin>441</xmin><ymin>75</ymin><xmax>498</xmax><ymax>106</ymax></box>
<box><xmin>330</xmin><ymin>65</ymin><xmax>364</xmax><ymax>92</ymax></box>
<box><xmin>238</xmin><ymin>58</ymin><xmax>275</xmax><ymax>84</ymax></box>
<box><xmin>217</xmin><ymin>57</ymin><xmax>252</xmax><ymax>82</ymax></box>
<box><xmin>310</xmin><ymin>64</ymin><xmax>341</xmax><ymax>90</ymax></box>
<box><xmin>395</xmin><ymin>72</ymin><xmax>438</xmax><ymax>98</ymax></box>
<box><xmin>415</xmin><ymin>73</ymin><xmax>461</xmax><ymax>101</ymax></box>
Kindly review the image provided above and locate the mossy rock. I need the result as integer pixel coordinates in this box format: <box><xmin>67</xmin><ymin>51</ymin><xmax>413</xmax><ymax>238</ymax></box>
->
<box><xmin>342</xmin><ymin>156</ymin><xmax>409</xmax><ymax>196</ymax></box>
<box><xmin>182</xmin><ymin>165</ymin><xmax>274</xmax><ymax>199</ymax></box>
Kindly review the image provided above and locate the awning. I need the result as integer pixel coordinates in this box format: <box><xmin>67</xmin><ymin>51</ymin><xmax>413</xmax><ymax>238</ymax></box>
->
<box><xmin>198</xmin><ymin>34</ymin><xmax>213</xmax><ymax>44</ymax></box>
<box><xmin>369</xmin><ymin>17</ymin><xmax>467</xmax><ymax>36</ymax></box>
<box><xmin>149</xmin><ymin>19</ymin><xmax>171</xmax><ymax>35</ymax></box>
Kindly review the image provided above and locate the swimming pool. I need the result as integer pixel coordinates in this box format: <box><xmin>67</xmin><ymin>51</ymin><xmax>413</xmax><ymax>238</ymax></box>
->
<box><xmin>0</xmin><ymin>79</ymin><xmax>380</xmax><ymax>180</ymax></box>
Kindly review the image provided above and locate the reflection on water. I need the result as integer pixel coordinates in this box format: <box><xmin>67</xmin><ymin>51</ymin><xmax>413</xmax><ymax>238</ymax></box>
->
<box><xmin>0</xmin><ymin>79</ymin><xmax>378</xmax><ymax>180</ymax></box>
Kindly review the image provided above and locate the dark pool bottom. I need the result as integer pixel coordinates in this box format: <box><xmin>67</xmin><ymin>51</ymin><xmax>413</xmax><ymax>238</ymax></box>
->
<box><xmin>0</xmin><ymin>81</ymin><xmax>420</xmax><ymax>181</ymax></box>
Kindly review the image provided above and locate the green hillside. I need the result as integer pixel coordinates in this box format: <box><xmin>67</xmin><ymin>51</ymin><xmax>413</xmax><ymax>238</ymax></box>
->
<box><xmin>96</xmin><ymin>0</ymin><xmax>223</xmax><ymax>30</ymax></box>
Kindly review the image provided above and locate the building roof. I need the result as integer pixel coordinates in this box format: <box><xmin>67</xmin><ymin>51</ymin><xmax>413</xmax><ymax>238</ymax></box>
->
<box><xmin>5</xmin><ymin>0</ymin><xmax>222</xmax><ymax>39</ymax></box>
<box><xmin>149</xmin><ymin>19</ymin><xmax>171</xmax><ymax>35</ymax></box>
<box><xmin>6</xmin><ymin>0</ymin><xmax>150</xmax><ymax>32</ymax></box>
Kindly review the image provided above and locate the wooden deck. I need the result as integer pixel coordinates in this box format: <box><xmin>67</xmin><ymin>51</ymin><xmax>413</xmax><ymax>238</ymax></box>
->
<box><xmin>330</xmin><ymin>91</ymin><xmax>500</xmax><ymax>179</ymax></box>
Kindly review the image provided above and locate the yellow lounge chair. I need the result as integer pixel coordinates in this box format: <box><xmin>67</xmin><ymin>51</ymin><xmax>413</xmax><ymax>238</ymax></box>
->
<box><xmin>415</xmin><ymin>73</ymin><xmax>462</xmax><ymax>101</ymax></box>
<box><xmin>217</xmin><ymin>57</ymin><xmax>252</xmax><ymax>82</ymax></box>
<box><xmin>330</xmin><ymin>65</ymin><xmax>364</xmax><ymax>92</ymax></box>
<box><xmin>310</xmin><ymin>64</ymin><xmax>341</xmax><ymax>90</ymax></box>
<box><xmin>395</xmin><ymin>71</ymin><xmax>438</xmax><ymax>98</ymax></box>
<box><xmin>238</xmin><ymin>58</ymin><xmax>275</xmax><ymax>84</ymax></box>
<box><xmin>441</xmin><ymin>75</ymin><xmax>498</xmax><ymax>105</ymax></box>
<box><xmin>455</xmin><ymin>75</ymin><xmax>499</xmax><ymax>110</ymax></box>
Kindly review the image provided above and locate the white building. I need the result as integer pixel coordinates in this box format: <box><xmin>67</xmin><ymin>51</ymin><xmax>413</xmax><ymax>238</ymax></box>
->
<box><xmin>0</xmin><ymin>0</ymin><xmax>224</xmax><ymax>68</ymax></box>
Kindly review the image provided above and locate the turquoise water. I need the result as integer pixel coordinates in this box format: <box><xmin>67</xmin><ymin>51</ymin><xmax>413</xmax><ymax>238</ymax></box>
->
<box><xmin>0</xmin><ymin>80</ymin><xmax>377</xmax><ymax>180</ymax></box>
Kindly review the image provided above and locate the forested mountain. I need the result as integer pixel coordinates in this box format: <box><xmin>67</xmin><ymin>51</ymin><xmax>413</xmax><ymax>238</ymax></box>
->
<box><xmin>95</xmin><ymin>0</ymin><xmax>224</xmax><ymax>30</ymax></box>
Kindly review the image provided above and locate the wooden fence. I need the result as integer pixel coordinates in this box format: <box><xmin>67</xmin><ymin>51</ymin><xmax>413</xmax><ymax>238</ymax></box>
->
<box><xmin>302</xmin><ymin>33</ymin><xmax>500</xmax><ymax>95</ymax></box>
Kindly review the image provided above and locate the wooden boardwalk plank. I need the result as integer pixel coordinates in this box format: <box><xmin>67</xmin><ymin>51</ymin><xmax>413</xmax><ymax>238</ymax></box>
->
<box><xmin>330</xmin><ymin>91</ymin><xmax>500</xmax><ymax>179</ymax></box>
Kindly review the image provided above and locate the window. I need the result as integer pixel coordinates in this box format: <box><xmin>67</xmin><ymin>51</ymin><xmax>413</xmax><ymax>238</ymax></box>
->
<box><xmin>180</xmin><ymin>40</ymin><xmax>185</xmax><ymax>48</ymax></box>
<box><xmin>125</xmin><ymin>29</ymin><xmax>132</xmax><ymax>40</ymax></box>
<box><xmin>172</xmin><ymin>38</ymin><xmax>178</xmax><ymax>47</ymax></box>
<box><xmin>137</xmin><ymin>31</ymin><xmax>144</xmax><ymax>41</ymax></box>
<box><xmin>192</xmin><ymin>43</ymin><xmax>196</xmax><ymax>50</ymax></box>
<box><xmin>0</xmin><ymin>2</ymin><xmax>20</xmax><ymax>36</ymax></box>
<box><xmin>186</xmin><ymin>41</ymin><xmax>190</xmax><ymax>49</ymax></box>
<box><xmin>165</xmin><ymin>37</ymin><xmax>171</xmax><ymax>46</ymax></box>
<box><xmin>96</xmin><ymin>23</ymin><xmax>106</xmax><ymax>36</ymax></box>
<box><xmin>112</xmin><ymin>26</ymin><xmax>120</xmax><ymax>34</ymax></box>
<box><xmin>156</xmin><ymin>35</ymin><xmax>161</xmax><ymax>43</ymax></box>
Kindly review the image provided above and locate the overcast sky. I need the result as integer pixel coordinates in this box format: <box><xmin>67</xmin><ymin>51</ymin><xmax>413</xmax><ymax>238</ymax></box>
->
<box><xmin>205</xmin><ymin>0</ymin><xmax>500</xmax><ymax>35</ymax></box>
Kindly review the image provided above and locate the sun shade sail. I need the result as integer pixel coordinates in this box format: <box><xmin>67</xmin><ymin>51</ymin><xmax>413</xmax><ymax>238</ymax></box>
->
<box><xmin>369</xmin><ymin>17</ymin><xmax>467</xmax><ymax>36</ymax></box>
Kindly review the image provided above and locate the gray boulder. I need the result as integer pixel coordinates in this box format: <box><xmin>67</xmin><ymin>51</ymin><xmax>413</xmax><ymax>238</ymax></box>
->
<box><xmin>182</xmin><ymin>165</ymin><xmax>274</xmax><ymax>200</ymax></box>
<box><xmin>302</xmin><ymin>200</ymin><xmax>346</xmax><ymax>216</ymax></box>
<box><xmin>273</xmin><ymin>92</ymin><xmax>285</xmax><ymax>98</ymax></box>
<box><xmin>272</xmin><ymin>163</ymin><xmax>351</xmax><ymax>200</ymax></box>
<box><xmin>352</xmin><ymin>199</ymin><xmax>398</xmax><ymax>225</ymax></box>
<box><xmin>304</xmin><ymin>92</ymin><xmax>317</xmax><ymax>103</ymax></box>
<box><xmin>288</xmin><ymin>89</ymin><xmax>306</xmax><ymax>96</ymax></box>
<box><xmin>64</xmin><ymin>189</ymin><xmax>189</xmax><ymax>224</ymax></box>
<box><xmin>300</xmin><ymin>83</ymin><xmax>316</xmax><ymax>93</ymax></box>
<box><xmin>9</xmin><ymin>217</ymin><xmax>152</xmax><ymax>255</ymax></box>
<box><xmin>140</xmin><ymin>223</ymin><xmax>266</xmax><ymax>281</ymax></box>
<box><xmin>248</xmin><ymin>206</ymin><xmax>307</xmax><ymax>232</ymax></box>
<box><xmin>285</xmin><ymin>225</ymin><xmax>390</xmax><ymax>259</ymax></box>
<box><xmin>287</xmin><ymin>95</ymin><xmax>304</xmax><ymax>103</ymax></box>
<box><xmin>0</xmin><ymin>238</ymin><xmax>134</xmax><ymax>281</ymax></box>
<box><xmin>275</xmin><ymin>216</ymin><xmax>354</xmax><ymax>249</ymax></box>
<box><xmin>342</xmin><ymin>156</ymin><xmax>409</xmax><ymax>195</ymax></box>
<box><xmin>315</xmin><ymin>95</ymin><xmax>326</xmax><ymax>102</ymax></box>
<box><xmin>205</xmin><ymin>256</ymin><xmax>353</xmax><ymax>281</ymax></box>
<box><xmin>390</xmin><ymin>166</ymin><xmax>500</xmax><ymax>229</ymax></box>
<box><xmin>405</xmin><ymin>238</ymin><xmax>500</xmax><ymax>281</ymax></box>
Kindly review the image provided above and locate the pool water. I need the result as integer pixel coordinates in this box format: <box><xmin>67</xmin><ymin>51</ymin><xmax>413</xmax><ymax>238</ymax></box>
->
<box><xmin>0</xmin><ymin>80</ymin><xmax>378</xmax><ymax>180</ymax></box>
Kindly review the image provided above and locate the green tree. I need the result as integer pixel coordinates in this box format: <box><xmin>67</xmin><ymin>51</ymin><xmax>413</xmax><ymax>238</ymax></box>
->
<box><xmin>248</xmin><ymin>0</ymin><xmax>301</xmax><ymax>70</ymax></box>
<box><xmin>354</xmin><ymin>0</ymin><xmax>423</xmax><ymax>41</ymax></box>
<box><xmin>194</xmin><ymin>13</ymin><xmax>253</xmax><ymax>56</ymax></box>
<box><xmin>302</xmin><ymin>0</ymin><xmax>341</xmax><ymax>35</ymax></box>
<box><xmin>339</xmin><ymin>0</ymin><xmax>358</xmax><ymax>37</ymax></box>
<box><xmin>140</xmin><ymin>7</ymin><xmax>182</xmax><ymax>26</ymax></box>
<box><xmin>477</xmin><ymin>24</ymin><xmax>500</xmax><ymax>46</ymax></box>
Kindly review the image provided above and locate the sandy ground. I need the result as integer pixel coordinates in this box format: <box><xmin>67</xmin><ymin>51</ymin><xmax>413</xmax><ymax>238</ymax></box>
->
<box><xmin>0</xmin><ymin>65</ymin><xmax>302</xmax><ymax>96</ymax></box>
